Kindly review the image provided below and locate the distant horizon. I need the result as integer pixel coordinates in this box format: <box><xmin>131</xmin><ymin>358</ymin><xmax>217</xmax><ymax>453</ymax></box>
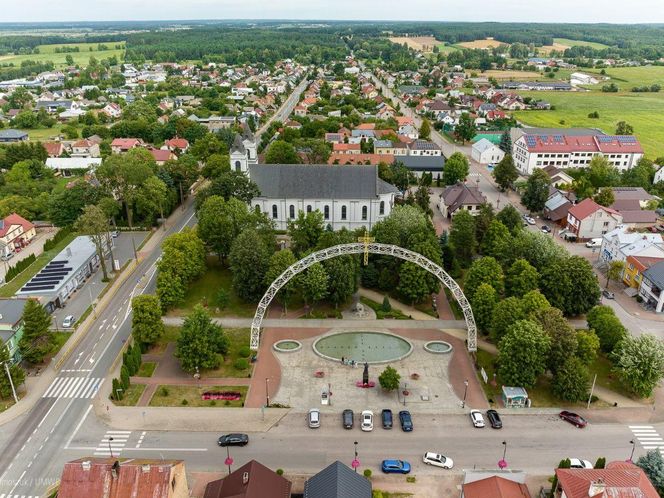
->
<box><xmin>2</xmin><ymin>0</ymin><xmax>664</xmax><ymax>25</ymax></box>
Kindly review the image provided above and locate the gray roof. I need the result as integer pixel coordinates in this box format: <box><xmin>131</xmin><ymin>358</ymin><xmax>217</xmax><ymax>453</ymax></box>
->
<box><xmin>249</xmin><ymin>164</ymin><xmax>398</xmax><ymax>200</ymax></box>
<box><xmin>304</xmin><ymin>461</ymin><xmax>371</xmax><ymax>498</ymax></box>
<box><xmin>643</xmin><ymin>261</ymin><xmax>664</xmax><ymax>289</ymax></box>
<box><xmin>0</xmin><ymin>129</ymin><xmax>28</xmax><ymax>139</ymax></box>
<box><xmin>611</xmin><ymin>187</ymin><xmax>656</xmax><ymax>202</ymax></box>
<box><xmin>442</xmin><ymin>183</ymin><xmax>487</xmax><ymax>213</ymax></box>
<box><xmin>0</xmin><ymin>299</ymin><xmax>28</xmax><ymax>329</ymax></box>
<box><xmin>230</xmin><ymin>133</ymin><xmax>245</xmax><ymax>154</ymax></box>
<box><xmin>397</xmin><ymin>155</ymin><xmax>445</xmax><ymax>172</ymax></box>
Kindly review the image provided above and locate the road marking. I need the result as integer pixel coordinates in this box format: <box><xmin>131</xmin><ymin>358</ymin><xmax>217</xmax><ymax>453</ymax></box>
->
<box><xmin>135</xmin><ymin>431</ymin><xmax>146</xmax><ymax>448</ymax></box>
<box><xmin>94</xmin><ymin>431</ymin><xmax>131</xmax><ymax>457</ymax></box>
<box><xmin>64</xmin><ymin>404</ymin><xmax>93</xmax><ymax>449</ymax></box>
<box><xmin>42</xmin><ymin>377</ymin><xmax>103</xmax><ymax>399</ymax></box>
<box><xmin>629</xmin><ymin>425</ymin><xmax>664</xmax><ymax>455</ymax></box>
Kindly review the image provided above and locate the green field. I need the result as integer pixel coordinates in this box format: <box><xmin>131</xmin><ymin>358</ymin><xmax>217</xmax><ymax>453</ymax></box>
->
<box><xmin>514</xmin><ymin>90</ymin><xmax>664</xmax><ymax>158</ymax></box>
<box><xmin>587</xmin><ymin>66</ymin><xmax>664</xmax><ymax>87</ymax></box>
<box><xmin>0</xmin><ymin>42</ymin><xmax>125</xmax><ymax>67</ymax></box>
<box><xmin>436</xmin><ymin>43</ymin><xmax>461</xmax><ymax>54</ymax></box>
<box><xmin>553</xmin><ymin>38</ymin><xmax>611</xmax><ymax>50</ymax></box>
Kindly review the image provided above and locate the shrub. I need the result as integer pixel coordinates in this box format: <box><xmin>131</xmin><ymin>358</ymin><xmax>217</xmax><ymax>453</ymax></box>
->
<box><xmin>120</xmin><ymin>365</ymin><xmax>130</xmax><ymax>390</ymax></box>
<box><xmin>4</xmin><ymin>254</ymin><xmax>37</xmax><ymax>282</ymax></box>
<box><xmin>234</xmin><ymin>358</ymin><xmax>250</xmax><ymax>370</ymax></box>
<box><xmin>43</xmin><ymin>227</ymin><xmax>72</xmax><ymax>252</ymax></box>
<box><xmin>381</xmin><ymin>295</ymin><xmax>392</xmax><ymax>312</ymax></box>
<box><xmin>181</xmin><ymin>399</ymin><xmax>188</xmax><ymax>405</ymax></box>
<box><xmin>406</xmin><ymin>476</ymin><xmax>416</xmax><ymax>483</ymax></box>
<box><xmin>363</xmin><ymin>469</ymin><xmax>372</xmax><ymax>478</ymax></box>
<box><xmin>159</xmin><ymin>386</ymin><xmax>169</xmax><ymax>396</ymax></box>
<box><xmin>276</xmin><ymin>469</ymin><xmax>284</xmax><ymax>476</ymax></box>
<box><xmin>238</xmin><ymin>346</ymin><xmax>251</xmax><ymax>358</ymax></box>
<box><xmin>594</xmin><ymin>457</ymin><xmax>606</xmax><ymax>469</ymax></box>
<box><xmin>209</xmin><ymin>400</ymin><xmax>216</xmax><ymax>406</ymax></box>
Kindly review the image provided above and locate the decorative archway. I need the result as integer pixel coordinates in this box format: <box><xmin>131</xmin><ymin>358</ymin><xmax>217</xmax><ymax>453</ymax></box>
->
<box><xmin>251</xmin><ymin>243</ymin><xmax>477</xmax><ymax>352</ymax></box>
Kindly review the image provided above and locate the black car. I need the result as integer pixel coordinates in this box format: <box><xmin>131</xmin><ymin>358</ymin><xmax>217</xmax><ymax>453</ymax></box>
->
<box><xmin>486</xmin><ymin>409</ymin><xmax>502</xmax><ymax>429</ymax></box>
<box><xmin>398</xmin><ymin>410</ymin><xmax>413</xmax><ymax>432</ymax></box>
<box><xmin>218</xmin><ymin>433</ymin><xmax>249</xmax><ymax>447</ymax></box>
<box><xmin>342</xmin><ymin>409</ymin><xmax>354</xmax><ymax>429</ymax></box>
<box><xmin>381</xmin><ymin>409</ymin><xmax>393</xmax><ymax>429</ymax></box>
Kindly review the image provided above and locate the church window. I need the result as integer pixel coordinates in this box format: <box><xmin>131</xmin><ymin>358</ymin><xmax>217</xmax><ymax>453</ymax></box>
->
<box><xmin>324</xmin><ymin>206</ymin><xmax>330</xmax><ymax>220</ymax></box>
<box><xmin>289</xmin><ymin>205</ymin><xmax>295</xmax><ymax>219</ymax></box>
<box><xmin>272</xmin><ymin>205</ymin><xmax>278</xmax><ymax>219</ymax></box>
<box><xmin>235</xmin><ymin>160</ymin><xmax>241</xmax><ymax>172</ymax></box>
<box><xmin>341</xmin><ymin>206</ymin><xmax>347</xmax><ymax>220</ymax></box>
<box><xmin>307</xmin><ymin>205</ymin><xmax>312</xmax><ymax>213</ymax></box>
<box><xmin>379</xmin><ymin>201</ymin><xmax>385</xmax><ymax>215</ymax></box>
<box><xmin>362</xmin><ymin>206</ymin><xmax>368</xmax><ymax>220</ymax></box>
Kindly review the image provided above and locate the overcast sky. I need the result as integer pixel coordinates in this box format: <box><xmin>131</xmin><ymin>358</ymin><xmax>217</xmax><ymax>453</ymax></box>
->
<box><xmin>3</xmin><ymin>0</ymin><xmax>664</xmax><ymax>24</ymax></box>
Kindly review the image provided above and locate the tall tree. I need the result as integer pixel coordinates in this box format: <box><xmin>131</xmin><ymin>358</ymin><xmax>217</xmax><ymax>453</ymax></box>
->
<box><xmin>300</xmin><ymin>263</ymin><xmax>329</xmax><ymax>309</ymax></box>
<box><xmin>493</xmin><ymin>154</ymin><xmax>518</xmax><ymax>191</ymax></box>
<box><xmin>552</xmin><ymin>357</ymin><xmax>590</xmax><ymax>402</ymax></box>
<box><xmin>442</xmin><ymin>152</ymin><xmax>470</xmax><ymax>185</ymax></box>
<box><xmin>197</xmin><ymin>196</ymin><xmax>255</xmax><ymax>261</ymax></box>
<box><xmin>587</xmin><ymin>305</ymin><xmax>627</xmax><ymax>353</ymax></box>
<box><xmin>587</xmin><ymin>155</ymin><xmax>620</xmax><ymax>188</ymax></box>
<box><xmin>490</xmin><ymin>296</ymin><xmax>525</xmax><ymax>343</ymax></box>
<box><xmin>593</xmin><ymin>187</ymin><xmax>615</xmax><ymax>207</ymax></box>
<box><xmin>229</xmin><ymin>229</ymin><xmax>272</xmax><ymax>303</ymax></box>
<box><xmin>471</xmin><ymin>283</ymin><xmax>498</xmax><ymax>333</ymax></box>
<box><xmin>480</xmin><ymin>220</ymin><xmax>512</xmax><ymax>261</ymax></box>
<box><xmin>540</xmin><ymin>256</ymin><xmax>600</xmax><ymax>316</ymax></box>
<box><xmin>496</xmin><ymin>204</ymin><xmax>523</xmax><ymax>235</ymax></box>
<box><xmin>474</xmin><ymin>203</ymin><xmax>495</xmax><ymax>246</ymax></box>
<box><xmin>288</xmin><ymin>210</ymin><xmax>325</xmax><ymax>256</ymax></box>
<box><xmin>499</xmin><ymin>129</ymin><xmax>512</xmax><ymax>153</ymax></box>
<box><xmin>419</xmin><ymin>118</ymin><xmax>431</xmax><ymax>140</ymax></box>
<box><xmin>448</xmin><ymin>209</ymin><xmax>476</xmax><ymax>266</ymax></box>
<box><xmin>265</xmin><ymin>140</ymin><xmax>299</xmax><ymax>164</ymax></box>
<box><xmin>637</xmin><ymin>451</ymin><xmax>664</xmax><ymax>496</ymax></box>
<box><xmin>0</xmin><ymin>344</ymin><xmax>25</xmax><ymax>400</ymax></box>
<box><xmin>454</xmin><ymin>112</ymin><xmax>477</xmax><ymax>144</ymax></box>
<box><xmin>498</xmin><ymin>319</ymin><xmax>551</xmax><ymax>388</ymax></box>
<box><xmin>613</xmin><ymin>334</ymin><xmax>664</xmax><ymax>398</ymax></box>
<box><xmin>506</xmin><ymin>259</ymin><xmax>540</xmax><ymax>297</ymax></box>
<box><xmin>131</xmin><ymin>294</ymin><xmax>164</xmax><ymax>349</ymax></box>
<box><xmin>576</xmin><ymin>329</ymin><xmax>601</xmax><ymax>365</ymax></box>
<box><xmin>74</xmin><ymin>205</ymin><xmax>110</xmax><ymax>280</ymax></box>
<box><xmin>18</xmin><ymin>299</ymin><xmax>53</xmax><ymax>364</ymax></box>
<box><xmin>324</xmin><ymin>255</ymin><xmax>358</xmax><ymax>308</ymax></box>
<box><xmin>615</xmin><ymin>121</ymin><xmax>634</xmax><ymax>135</ymax></box>
<box><xmin>265</xmin><ymin>249</ymin><xmax>297</xmax><ymax>311</ymax></box>
<box><xmin>522</xmin><ymin>168</ymin><xmax>551</xmax><ymax>213</ymax></box>
<box><xmin>176</xmin><ymin>305</ymin><xmax>228</xmax><ymax>372</ymax></box>
<box><xmin>532</xmin><ymin>306</ymin><xmax>577</xmax><ymax>374</ymax></box>
<box><xmin>196</xmin><ymin>170</ymin><xmax>261</xmax><ymax>205</ymax></box>
<box><xmin>135</xmin><ymin>176</ymin><xmax>169</xmax><ymax>224</ymax></box>
<box><xmin>464</xmin><ymin>256</ymin><xmax>504</xmax><ymax>300</ymax></box>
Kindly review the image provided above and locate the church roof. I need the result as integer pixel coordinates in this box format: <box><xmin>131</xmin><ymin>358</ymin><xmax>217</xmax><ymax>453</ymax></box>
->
<box><xmin>231</xmin><ymin>133</ymin><xmax>246</xmax><ymax>154</ymax></box>
<box><xmin>241</xmin><ymin>122</ymin><xmax>255</xmax><ymax>142</ymax></box>
<box><xmin>249</xmin><ymin>164</ymin><xmax>399</xmax><ymax>200</ymax></box>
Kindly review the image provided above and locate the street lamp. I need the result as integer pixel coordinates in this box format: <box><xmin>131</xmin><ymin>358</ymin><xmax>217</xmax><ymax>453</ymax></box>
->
<box><xmin>498</xmin><ymin>441</ymin><xmax>508</xmax><ymax>469</ymax></box>
<box><xmin>461</xmin><ymin>379</ymin><xmax>469</xmax><ymax>409</ymax></box>
<box><xmin>352</xmin><ymin>441</ymin><xmax>360</xmax><ymax>473</ymax></box>
<box><xmin>265</xmin><ymin>378</ymin><xmax>270</xmax><ymax>408</ymax></box>
<box><xmin>628</xmin><ymin>440</ymin><xmax>636</xmax><ymax>463</ymax></box>
<box><xmin>108</xmin><ymin>436</ymin><xmax>114</xmax><ymax>458</ymax></box>
<box><xmin>225</xmin><ymin>446</ymin><xmax>233</xmax><ymax>475</ymax></box>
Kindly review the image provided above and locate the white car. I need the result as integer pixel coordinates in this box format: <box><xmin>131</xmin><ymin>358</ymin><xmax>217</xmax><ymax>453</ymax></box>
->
<box><xmin>423</xmin><ymin>452</ymin><xmax>454</xmax><ymax>469</ymax></box>
<box><xmin>308</xmin><ymin>408</ymin><xmax>320</xmax><ymax>428</ymax></box>
<box><xmin>569</xmin><ymin>458</ymin><xmax>593</xmax><ymax>469</ymax></box>
<box><xmin>62</xmin><ymin>315</ymin><xmax>76</xmax><ymax>328</ymax></box>
<box><xmin>361</xmin><ymin>410</ymin><xmax>374</xmax><ymax>432</ymax></box>
<box><xmin>525</xmin><ymin>216</ymin><xmax>536</xmax><ymax>225</ymax></box>
<box><xmin>470</xmin><ymin>409</ymin><xmax>485</xmax><ymax>428</ymax></box>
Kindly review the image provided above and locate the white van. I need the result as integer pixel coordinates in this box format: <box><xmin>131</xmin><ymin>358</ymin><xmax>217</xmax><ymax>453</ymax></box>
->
<box><xmin>585</xmin><ymin>238</ymin><xmax>602</xmax><ymax>248</ymax></box>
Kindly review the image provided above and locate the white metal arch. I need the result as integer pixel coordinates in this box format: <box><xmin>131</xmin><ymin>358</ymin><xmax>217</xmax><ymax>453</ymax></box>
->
<box><xmin>250</xmin><ymin>243</ymin><xmax>477</xmax><ymax>352</ymax></box>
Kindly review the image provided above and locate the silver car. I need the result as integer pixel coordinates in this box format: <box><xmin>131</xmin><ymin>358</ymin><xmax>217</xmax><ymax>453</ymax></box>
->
<box><xmin>308</xmin><ymin>408</ymin><xmax>320</xmax><ymax>428</ymax></box>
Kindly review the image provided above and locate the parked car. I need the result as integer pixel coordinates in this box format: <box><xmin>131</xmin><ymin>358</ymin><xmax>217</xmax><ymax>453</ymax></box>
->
<box><xmin>602</xmin><ymin>290</ymin><xmax>615</xmax><ymax>299</ymax></box>
<box><xmin>342</xmin><ymin>409</ymin><xmax>354</xmax><ymax>429</ymax></box>
<box><xmin>569</xmin><ymin>458</ymin><xmax>593</xmax><ymax>469</ymax></box>
<box><xmin>486</xmin><ymin>409</ymin><xmax>502</xmax><ymax>429</ymax></box>
<box><xmin>381</xmin><ymin>459</ymin><xmax>411</xmax><ymax>474</ymax></box>
<box><xmin>62</xmin><ymin>315</ymin><xmax>76</xmax><ymax>328</ymax></box>
<box><xmin>524</xmin><ymin>216</ymin><xmax>536</xmax><ymax>225</ymax></box>
<box><xmin>361</xmin><ymin>410</ymin><xmax>374</xmax><ymax>432</ymax></box>
<box><xmin>381</xmin><ymin>409</ymin><xmax>393</xmax><ymax>429</ymax></box>
<box><xmin>111</xmin><ymin>230</ymin><xmax>119</xmax><ymax>238</ymax></box>
<box><xmin>423</xmin><ymin>452</ymin><xmax>454</xmax><ymax>469</ymax></box>
<box><xmin>0</xmin><ymin>252</ymin><xmax>14</xmax><ymax>261</ymax></box>
<box><xmin>217</xmin><ymin>433</ymin><xmax>249</xmax><ymax>447</ymax></box>
<box><xmin>541</xmin><ymin>225</ymin><xmax>552</xmax><ymax>233</ymax></box>
<box><xmin>559</xmin><ymin>410</ymin><xmax>587</xmax><ymax>428</ymax></box>
<box><xmin>398</xmin><ymin>410</ymin><xmax>413</xmax><ymax>432</ymax></box>
<box><xmin>470</xmin><ymin>409</ymin><xmax>485</xmax><ymax>428</ymax></box>
<box><xmin>308</xmin><ymin>408</ymin><xmax>320</xmax><ymax>428</ymax></box>
<box><xmin>585</xmin><ymin>238</ymin><xmax>602</xmax><ymax>248</ymax></box>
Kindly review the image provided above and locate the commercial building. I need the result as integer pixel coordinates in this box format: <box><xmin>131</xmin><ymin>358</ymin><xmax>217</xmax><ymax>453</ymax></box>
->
<box><xmin>639</xmin><ymin>261</ymin><xmax>664</xmax><ymax>313</ymax></box>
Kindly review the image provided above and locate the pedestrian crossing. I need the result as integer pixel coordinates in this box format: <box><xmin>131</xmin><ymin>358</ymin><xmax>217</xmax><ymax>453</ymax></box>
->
<box><xmin>93</xmin><ymin>431</ymin><xmax>132</xmax><ymax>457</ymax></box>
<box><xmin>42</xmin><ymin>377</ymin><xmax>103</xmax><ymax>399</ymax></box>
<box><xmin>629</xmin><ymin>425</ymin><xmax>664</xmax><ymax>455</ymax></box>
<box><xmin>0</xmin><ymin>494</ymin><xmax>39</xmax><ymax>498</ymax></box>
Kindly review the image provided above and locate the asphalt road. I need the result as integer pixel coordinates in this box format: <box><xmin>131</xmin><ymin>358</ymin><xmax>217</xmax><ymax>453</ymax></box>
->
<box><xmin>255</xmin><ymin>78</ymin><xmax>309</xmax><ymax>141</ymax></box>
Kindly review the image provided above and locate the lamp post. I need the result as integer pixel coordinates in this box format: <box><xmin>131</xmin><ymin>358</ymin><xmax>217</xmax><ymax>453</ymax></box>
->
<box><xmin>225</xmin><ymin>446</ymin><xmax>233</xmax><ymax>475</ymax></box>
<box><xmin>498</xmin><ymin>441</ymin><xmax>508</xmax><ymax>469</ymax></box>
<box><xmin>265</xmin><ymin>378</ymin><xmax>270</xmax><ymax>408</ymax></box>
<box><xmin>628</xmin><ymin>440</ymin><xmax>636</xmax><ymax>463</ymax></box>
<box><xmin>351</xmin><ymin>441</ymin><xmax>360</xmax><ymax>473</ymax></box>
<box><xmin>108</xmin><ymin>436</ymin><xmax>114</xmax><ymax>458</ymax></box>
<box><xmin>461</xmin><ymin>379</ymin><xmax>469</xmax><ymax>409</ymax></box>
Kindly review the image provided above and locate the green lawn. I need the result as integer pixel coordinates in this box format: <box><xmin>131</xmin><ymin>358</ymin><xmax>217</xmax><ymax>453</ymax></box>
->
<box><xmin>112</xmin><ymin>383</ymin><xmax>146</xmax><ymax>407</ymax></box>
<box><xmin>50</xmin><ymin>332</ymin><xmax>72</xmax><ymax>356</ymax></box>
<box><xmin>589</xmin><ymin>353</ymin><xmax>635</xmax><ymax>400</ymax></box>
<box><xmin>148</xmin><ymin>325</ymin><xmax>182</xmax><ymax>355</ymax></box>
<box><xmin>202</xmin><ymin>328</ymin><xmax>253</xmax><ymax>378</ymax></box>
<box><xmin>360</xmin><ymin>297</ymin><xmax>410</xmax><ymax>319</ymax></box>
<box><xmin>514</xmin><ymin>90</ymin><xmax>664</xmax><ymax>158</ymax></box>
<box><xmin>136</xmin><ymin>362</ymin><xmax>156</xmax><ymax>377</ymax></box>
<box><xmin>0</xmin><ymin>232</ymin><xmax>78</xmax><ymax>297</ymax></box>
<box><xmin>435</xmin><ymin>43</ymin><xmax>461</xmax><ymax>54</ymax></box>
<box><xmin>0</xmin><ymin>42</ymin><xmax>125</xmax><ymax>67</ymax></box>
<box><xmin>148</xmin><ymin>385</ymin><xmax>248</xmax><ymax>407</ymax></box>
<box><xmin>553</xmin><ymin>38</ymin><xmax>611</xmax><ymax>50</ymax></box>
<box><xmin>167</xmin><ymin>258</ymin><xmax>257</xmax><ymax>318</ymax></box>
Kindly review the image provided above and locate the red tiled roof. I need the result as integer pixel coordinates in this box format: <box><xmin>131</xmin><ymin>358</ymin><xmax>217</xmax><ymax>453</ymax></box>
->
<box><xmin>356</xmin><ymin>123</ymin><xmax>376</xmax><ymax>130</ymax></box>
<box><xmin>332</xmin><ymin>143</ymin><xmax>360</xmax><ymax>152</ymax></box>
<box><xmin>521</xmin><ymin>134</ymin><xmax>643</xmax><ymax>154</ymax></box>
<box><xmin>204</xmin><ymin>460</ymin><xmax>291</xmax><ymax>498</ymax></box>
<box><xmin>110</xmin><ymin>138</ymin><xmax>141</xmax><ymax>149</ymax></box>
<box><xmin>149</xmin><ymin>148</ymin><xmax>173</xmax><ymax>162</ymax></box>
<box><xmin>165</xmin><ymin>138</ymin><xmax>189</xmax><ymax>149</ymax></box>
<box><xmin>463</xmin><ymin>476</ymin><xmax>531</xmax><ymax>498</ymax></box>
<box><xmin>556</xmin><ymin>461</ymin><xmax>659</xmax><ymax>498</ymax></box>
<box><xmin>72</xmin><ymin>139</ymin><xmax>95</xmax><ymax>148</ymax></box>
<box><xmin>43</xmin><ymin>142</ymin><xmax>64</xmax><ymax>157</ymax></box>
<box><xmin>0</xmin><ymin>213</ymin><xmax>34</xmax><ymax>238</ymax></box>
<box><xmin>568</xmin><ymin>198</ymin><xmax>619</xmax><ymax>221</ymax></box>
<box><xmin>628</xmin><ymin>255</ymin><xmax>664</xmax><ymax>272</ymax></box>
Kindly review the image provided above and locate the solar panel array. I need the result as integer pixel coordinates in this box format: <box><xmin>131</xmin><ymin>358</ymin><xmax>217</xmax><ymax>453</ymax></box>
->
<box><xmin>525</xmin><ymin>136</ymin><xmax>537</xmax><ymax>147</ymax></box>
<box><xmin>20</xmin><ymin>259</ymin><xmax>73</xmax><ymax>292</ymax></box>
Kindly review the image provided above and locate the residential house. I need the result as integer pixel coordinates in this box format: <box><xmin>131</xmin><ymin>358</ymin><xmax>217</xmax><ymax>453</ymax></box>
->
<box><xmin>35</xmin><ymin>100</ymin><xmax>75</xmax><ymax>113</ymax></box>
<box><xmin>0</xmin><ymin>299</ymin><xmax>28</xmax><ymax>363</ymax></box>
<box><xmin>0</xmin><ymin>129</ymin><xmax>28</xmax><ymax>143</ymax></box>
<box><xmin>304</xmin><ymin>461</ymin><xmax>372</xmax><ymax>498</ymax></box>
<box><xmin>332</xmin><ymin>143</ymin><xmax>361</xmax><ymax>155</ymax></box>
<box><xmin>204</xmin><ymin>460</ymin><xmax>291</xmax><ymax>498</ymax></box>
<box><xmin>101</xmin><ymin>103</ymin><xmax>122</xmax><ymax>119</ymax></box>
<box><xmin>110</xmin><ymin>138</ymin><xmax>142</xmax><ymax>154</ymax></box>
<box><xmin>566</xmin><ymin>198</ymin><xmax>623</xmax><ymax>240</ymax></box>
<box><xmin>599</xmin><ymin>226</ymin><xmax>664</xmax><ymax>263</ymax></box>
<box><xmin>398</xmin><ymin>123</ymin><xmax>419</xmax><ymax>140</ymax></box>
<box><xmin>639</xmin><ymin>261</ymin><xmax>664</xmax><ymax>313</ymax></box>
<box><xmin>554</xmin><ymin>460</ymin><xmax>659</xmax><ymax>498</ymax></box>
<box><xmin>163</xmin><ymin>138</ymin><xmax>189</xmax><ymax>153</ymax></box>
<box><xmin>0</xmin><ymin>213</ymin><xmax>36</xmax><ymax>259</ymax></box>
<box><xmin>408</xmin><ymin>140</ymin><xmax>442</xmax><ymax>156</ymax></box>
<box><xmin>71</xmin><ymin>139</ymin><xmax>101</xmax><ymax>158</ymax></box>
<box><xmin>461</xmin><ymin>470</ymin><xmax>531</xmax><ymax>498</ymax></box>
<box><xmin>149</xmin><ymin>148</ymin><xmax>176</xmax><ymax>165</ymax></box>
<box><xmin>543</xmin><ymin>189</ymin><xmax>575</xmax><ymax>225</ymax></box>
<box><xmin>439</xmin><ymin>183</ymin><xmax>488</xmax><ymax>218</ymax></box>
<box><xmin>654</xmin><ymin>165</ymin><xmax>664</xmax><ymax>184</ymax></box>
<box><xmin>46</xmin><ymin>157</ymin><xmax>103</xmax><ymax>176</ymax></box>
<box><xmin>471</xmin><ymin>138</ymin><xmax>505</xmax><ymax>164</ymax></box>
<box><xmin>249</xmin><ymin>164</ymin><xmax>398</xmax><ymax>231</ymax></box>
<box><xmin>57</xmin><ymin>458</ymin><xmax>189</xmax><ymax>498</ymax></box>
<box><xmin>43</xmin><ymin>142</ymin><xmax>65</xmax><ymax>157</ymax></box>
<box><xmin>324</xmin><ymin>133</ymin><xmax>343</xmax><ymax>144</ymax></box>
<box><xmin>397</xmin><ymin>155</ymin><xmax>445</xmax><ymax>178</ymax></box>
<box><xmin>623</xmin><ymin>255</ymin><xmax>664</xmax><ymax>289</ymax></box>
<box><xmin>611</xmin><ymin>187</ymin><xmax>658</xmax><ymax>208</ymax></box>
<box><xmin>285</xmin><ymin>120</ymin><xmax>302</xmax><ymax>130</ymax></box>
<box><xmin>541</xmin><ymin>165</ymin><xmax>574</xmax><ymax>188</ymax></box>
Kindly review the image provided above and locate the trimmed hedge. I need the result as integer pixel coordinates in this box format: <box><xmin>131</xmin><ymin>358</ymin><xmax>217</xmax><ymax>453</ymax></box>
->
<box><xmin>43</xmin><ymin>227</ymin><xmax>73</xmax><ymax>252</ymax></box>
<box><xmin>4</xmin><ymin>253</ymin><xmax>37</xmax><ymax>282</ymax></box>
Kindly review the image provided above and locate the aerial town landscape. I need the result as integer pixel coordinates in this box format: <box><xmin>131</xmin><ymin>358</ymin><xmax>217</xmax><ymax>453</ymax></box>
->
<box><xmin>0</xmin><ymin>6</ymin><xmax>664</xmax><ymax>498</ymax></box>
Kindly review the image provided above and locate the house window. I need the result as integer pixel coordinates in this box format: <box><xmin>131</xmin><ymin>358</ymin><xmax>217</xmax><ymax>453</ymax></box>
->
<box><xmin>235</xmin><ymin>160</ymin><xmax>242</xmax><ymax>172</ymax></box>
<box><xmin>307</xmin><ymin>205</ymin><xmax>312</xmax><ymax>213</ymax></box>
<box><xmin>289</xmin><ymin>205</ymin><xmax>295</xmax><ymax>219</ymax></box>
<box><xmin>324</xmin><ymin>206</ymin><xmax>330</xmax><ymax>220</ymax></box>
<box><xmin>362</xmin><ymin>206</ymin><xmax>368</xmax><ymax>220</ymax></box>
<box><xmin>379</xmin><ymin>201</ymin><xmax>385</xmax><ymax>215</ymax></box>
<box><xmin>341</xmin><ymin>206</ymin><xmax>347</xmax><ymax>220</ymax></box>
<box><xmin>272</xmin><ymin>205</ymin><xmax>278</xmax><ymax>219</ymax></box>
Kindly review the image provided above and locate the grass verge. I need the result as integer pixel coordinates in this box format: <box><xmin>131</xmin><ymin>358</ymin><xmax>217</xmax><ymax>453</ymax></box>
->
<box><xmin>136</xmin><ymin>362</ymin><xmax>156</xmax><ymax>377</ymax></box>
<box><xmin>112</xmin><ymin>383</ymin><xmax>147</xmax><ymax>407</ymax></box>
<box><xmin>148</xmin><ymin>385</ymin><xmax>248</xmax><ymax>407</ymax></box>
<box><xmin>360</xmin><ymin>296</ymin><xmax>410</xmax><ymax>319</ymax></box>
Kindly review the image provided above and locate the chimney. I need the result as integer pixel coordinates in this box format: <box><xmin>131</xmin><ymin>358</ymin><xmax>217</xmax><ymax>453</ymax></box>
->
<box><xmin>66</xmin><ymin>247</ymin><xmax>72</xmax><ymax>257</ymax></box>
<box><xmin>243</xmin><ymin>472</ymin><xmax>249</xmax><ymax>485</ymax></box>
<box><xmin>588</xmin><ymin>478</ymin><xmax>606</xmax><ymax>497</ymax></box>
<box><xmin>111</xmin><ymin>460</ymin><xmax>120</xmax><ymax>479</ymax></box>
<box><xmin>81</xmin><ymin>460</ymin><xmax>91</xmax><ymax>471</ymax></box>
<box><xmin>142</xmin><ymin>464</ymin><xmax>151</xmax><ymax>473</ymax></box>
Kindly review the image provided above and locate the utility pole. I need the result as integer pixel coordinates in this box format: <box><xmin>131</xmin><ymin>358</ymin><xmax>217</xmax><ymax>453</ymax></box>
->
<box><xmin>3</xmin><ymin>361</ymin><xmax>19</xmax><ymax>404</ymax></box>
<box><xmin>587</xmin><ymin>373</ymin><xmax>597</xmax><ymax>409</ymax></box>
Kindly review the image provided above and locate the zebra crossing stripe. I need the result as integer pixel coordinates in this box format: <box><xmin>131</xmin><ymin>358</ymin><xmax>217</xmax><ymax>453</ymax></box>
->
<box><xmin>42</xmin><ymin>377</ymin><xmax>103</xmax><ymax>399</ymax></box>
<box><xmin>94</xmin><ymin>431</ymin><xmax>131</xmax><ymax>456</ymax></box>
<box><xmin>0</xmin><ymin>495</ymin><xmax>39</xmax><ymax>498</ymax></box>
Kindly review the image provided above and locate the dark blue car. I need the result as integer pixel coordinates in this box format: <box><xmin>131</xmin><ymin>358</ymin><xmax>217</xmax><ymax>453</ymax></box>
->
<box><xmin>381</xmin><ymin>459</ymin><xmax>411</xmax><ymax>474</ymax></box>
<box><xmin>398</xmin><ymin>410</ymin><xmax>413</xmax><ymax>432</ymax></box>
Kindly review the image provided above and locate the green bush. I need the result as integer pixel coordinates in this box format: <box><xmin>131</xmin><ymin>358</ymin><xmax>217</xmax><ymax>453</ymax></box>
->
<box><xmin>363</xmin><ymin>469</ymin><xmax>372</xmax><ymax>478</ymax></box>
<box><xmin>120</xmin><ymin>365</ymin><xmax>130</xmax><ymax>389</ymax></box>
<box><xmin>159</xmin><ymin>386</ymin><xmax>169</xmax><ymax>396</ymax></box>
<box><xmin>43</xmin><ymin>227</ymin><xmax>72</xmax><ymax>252</ymax></box>
<box><xmin>238</xmin><ymin>346</ymin><xmax>251</xmax><ymax>358</ymax></box>
<box><xmin>181</xmin><ymin>399</ymin><xmax>188</xmax><ymax>405</ymax></box>
<box><xmin>406</xmin><ymin>476</ymin><xmax>416</xmax><ymax>483</ymax></box>
<box><xmin>276</xmin><ymin>469</ymin><xmax>284</xmax><ymax>476</ymax></box>
<box><xmin>234</xmin><ymin>358</ymin><xmax>249</xmax><ymax>370</ymax></box>
<box><xmin>4</xmin><ymin>254</ymin><xmax>37</xmax><ymax>282</ymax></box>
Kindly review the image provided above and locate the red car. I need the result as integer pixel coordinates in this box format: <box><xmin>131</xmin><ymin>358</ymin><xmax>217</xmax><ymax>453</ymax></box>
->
<box><xmin>559</xmin><ymin>410</ymin><xmax>587</xmax><ymax>428</ymax></box>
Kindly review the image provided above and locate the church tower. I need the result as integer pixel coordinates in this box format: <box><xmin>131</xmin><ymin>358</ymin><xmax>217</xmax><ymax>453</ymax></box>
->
<box><xmin>229</xmin><ymin>122</ymin><xmax>257</xmax><ymax>175</ymax></box>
